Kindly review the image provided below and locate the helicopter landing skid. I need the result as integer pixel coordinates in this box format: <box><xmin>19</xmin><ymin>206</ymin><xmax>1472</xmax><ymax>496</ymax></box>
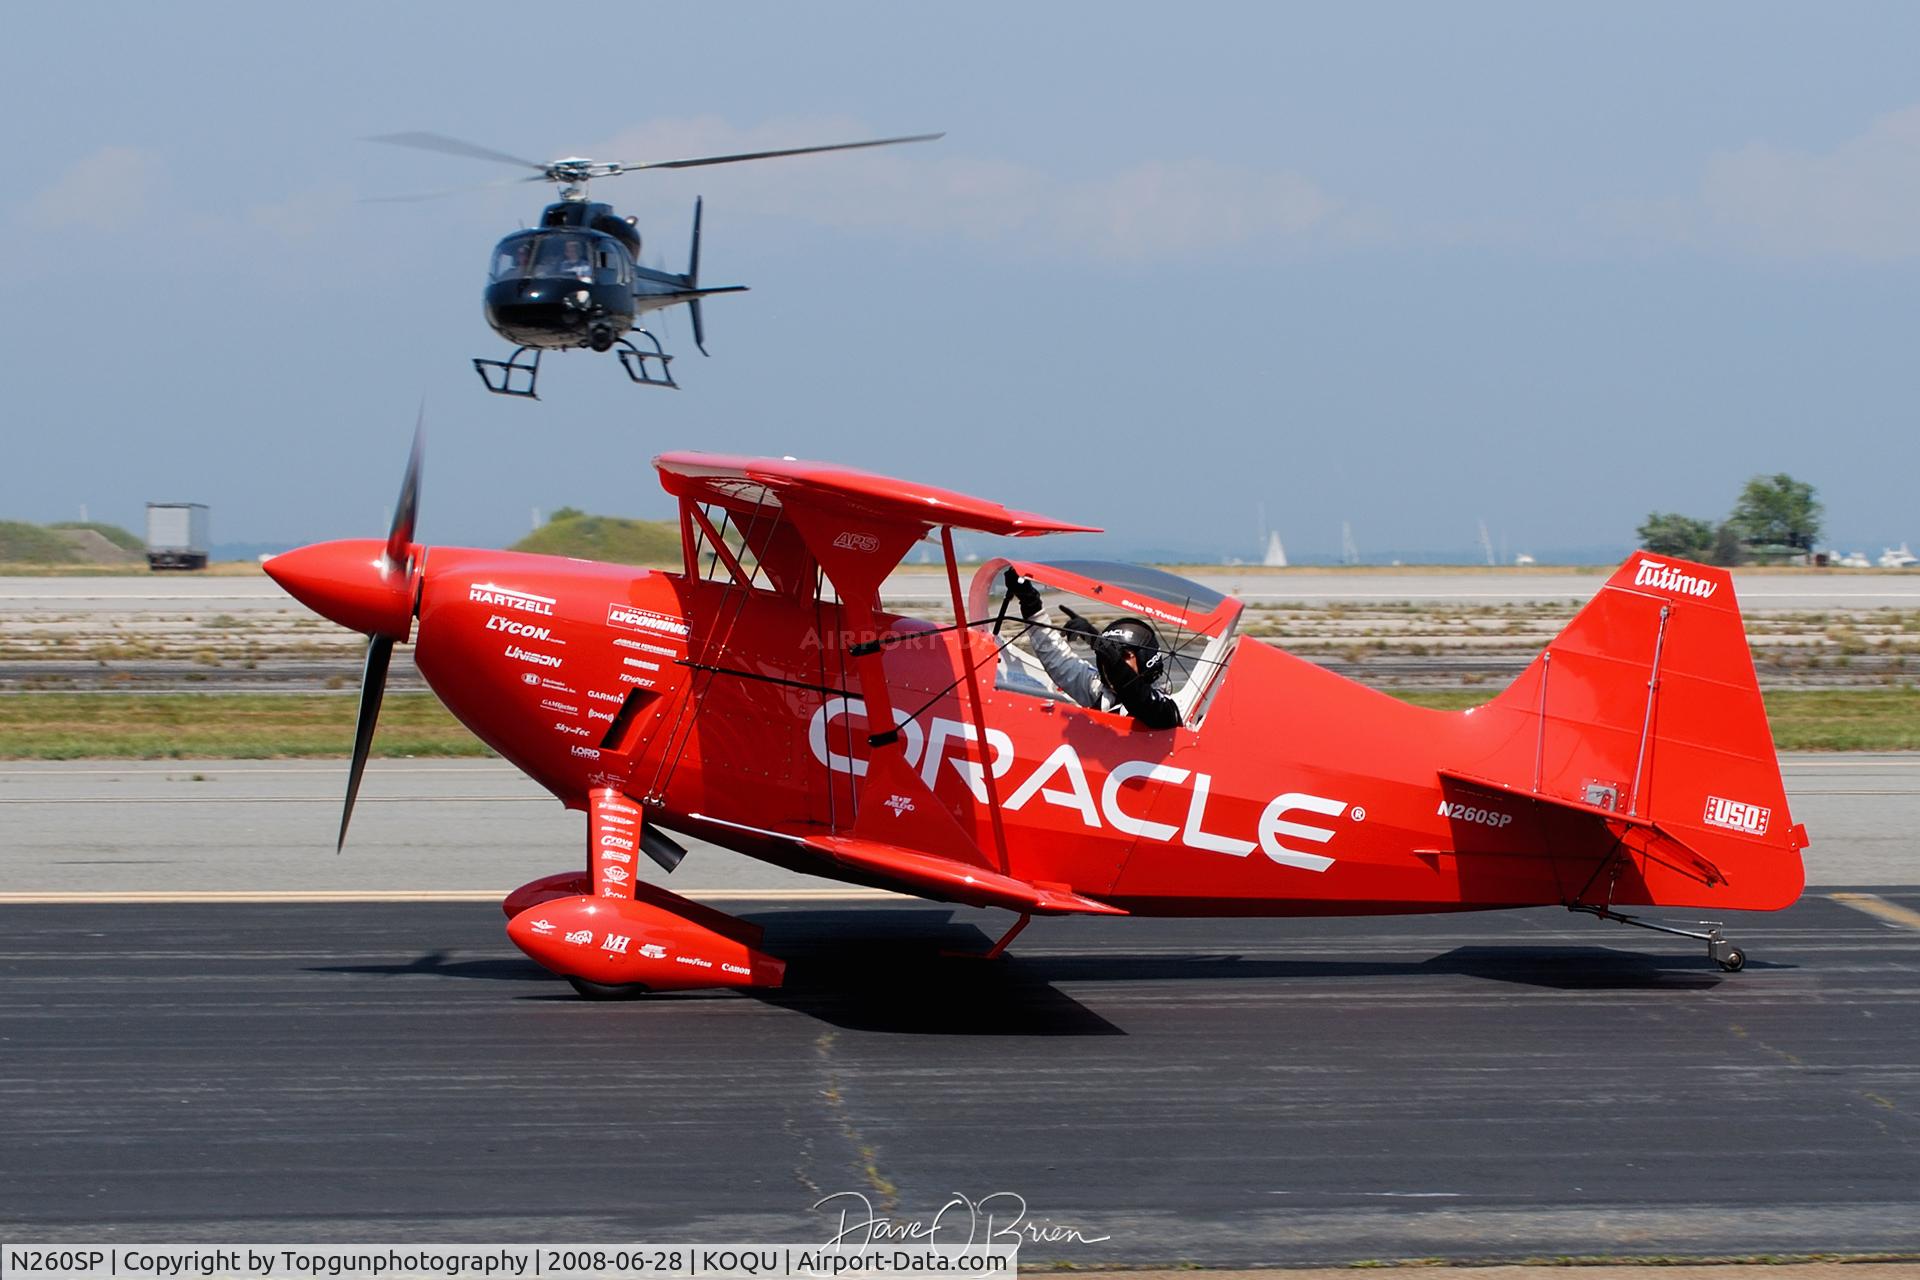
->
<box><xmin>474</xmin><ymin>347</ymin><xmax>541</xmax><ymax>399</ymax></box>
<box><xmin>615</xmin><ymin>331</ymin><xmax>678</xmax><ymax>390</ymax></box>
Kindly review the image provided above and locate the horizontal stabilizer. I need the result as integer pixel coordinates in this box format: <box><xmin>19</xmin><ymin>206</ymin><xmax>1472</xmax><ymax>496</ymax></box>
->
<box><xmin>802</xmin><ymin>834</ymin><xmax>1127</xmax><ymax>916</ymax></box>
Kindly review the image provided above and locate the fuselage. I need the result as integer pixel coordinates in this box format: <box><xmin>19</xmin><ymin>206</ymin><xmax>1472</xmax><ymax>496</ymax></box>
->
<box><xmin>405</xmin><ymin>547</ymin><xmax>1803</xmax><ymax>918</ymax></box>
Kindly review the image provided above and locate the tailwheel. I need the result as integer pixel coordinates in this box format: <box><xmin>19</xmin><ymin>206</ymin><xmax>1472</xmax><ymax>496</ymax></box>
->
<box><xmin>566</xmin><ymin>976</ymin><xmax>652</xmax><ymax>1001</ymax></box>
<box><xmin>1712</xmin><ymin>940</ymin><xmax>1747</xmax><ymax>973</ymax></box>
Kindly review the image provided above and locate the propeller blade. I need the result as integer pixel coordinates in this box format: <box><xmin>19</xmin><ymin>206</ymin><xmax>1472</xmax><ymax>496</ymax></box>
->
<box><xmin>339</xmin><ymin>633</ymin><xmax>394</xmax><ymax>852</ymax></box>
<box><xmin>365</xmin><ymin>131</ymin><xmax>550</xmax><ymax>172</ymax></box>
<box><xmin>614</xmin><ymin>132</ymin><xmax>944</xmax><ymax>174</ymax></box>
<box><xmin>384</xmin><ymin>411</ymin><xmax>424</xmax><ymax>573</ymax></box>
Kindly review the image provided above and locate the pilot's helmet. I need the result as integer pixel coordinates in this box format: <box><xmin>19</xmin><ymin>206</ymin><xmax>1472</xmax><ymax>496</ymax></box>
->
<box><xmin>1097</xmin><ymin>617</ymin><xmax>1163</xmax><ymax>688</ymax></box>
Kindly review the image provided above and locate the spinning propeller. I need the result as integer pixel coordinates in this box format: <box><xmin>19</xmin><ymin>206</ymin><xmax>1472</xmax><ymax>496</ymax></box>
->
<box><xmin>365</xmin><ymin>129</ymin><xmax>943</xmax><ymax>200</ymax></box>
<box><xmin>262</xmin><ymin>416</ymin><xmax>425</xmax><ymax>851</ymax></box>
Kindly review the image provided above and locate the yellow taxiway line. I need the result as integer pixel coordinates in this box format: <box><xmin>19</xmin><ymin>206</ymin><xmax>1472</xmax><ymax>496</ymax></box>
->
<box><xmin>1830</xmin><ymin>891</ymin><xmax>1920</xmax><ymax>932</ymax></box>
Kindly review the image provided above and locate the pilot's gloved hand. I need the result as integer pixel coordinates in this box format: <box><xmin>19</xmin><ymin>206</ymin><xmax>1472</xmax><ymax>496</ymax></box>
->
<box><xmin>1060</xmin><ymin>605</ymin><xmax>1098</xmax><ymax>642</ymax></box>
<box><xmin>1003</xmin><ymin>568</ymin><xmax>1043</xmax><ymax>620</ymax></box>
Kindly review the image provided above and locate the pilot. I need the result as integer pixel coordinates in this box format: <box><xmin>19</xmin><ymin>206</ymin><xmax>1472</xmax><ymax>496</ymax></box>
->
<box><xmin>547</xmin><ymin>240</ymin><xmax>593</xmax><ymax>281</ymax></box>
<box><xmin>1003</xmin><ymin>569</ymin><xmax>1181</xmax><ymax>730</ymax></box>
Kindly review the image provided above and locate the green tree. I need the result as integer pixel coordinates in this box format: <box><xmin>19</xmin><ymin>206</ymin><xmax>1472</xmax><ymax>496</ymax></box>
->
<box><xmin>1709</xmin><ymin>522</ymin><xmax>1745</xmax><ymax>567</ymax></box>
<box><xmin>1636</xmin><ymin>511</ymin><xmax>1715</xmax><ymax>558</ymax></box>
<box><xmin>1730</xmin><ymin>473</ymin><xmax>1821</xmax><ymax>553</ymax></box>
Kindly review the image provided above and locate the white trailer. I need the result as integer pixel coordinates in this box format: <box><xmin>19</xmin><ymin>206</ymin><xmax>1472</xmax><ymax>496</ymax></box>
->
<box><xmin>145</xmin><ymin>503</ymin><xmax>210</xmax><ymax>570</ymax></box>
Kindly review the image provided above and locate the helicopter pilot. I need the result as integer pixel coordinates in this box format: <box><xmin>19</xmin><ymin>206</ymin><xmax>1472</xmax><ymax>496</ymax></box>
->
<box><xmin>1002</xmin><ymin>570</ymin><xmax>1181</xmax><ymax>730</ymax></box>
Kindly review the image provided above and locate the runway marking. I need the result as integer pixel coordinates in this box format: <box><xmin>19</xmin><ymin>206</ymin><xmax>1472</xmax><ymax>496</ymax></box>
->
<box><xmin>0</xmin><ymin>887</ymin><xmax>907</xmax><ymax>905</ymax></box>
<box><xmin>1830</xmin><ymin>892</ymin><xmax>1920</xmax><ymax>932</ymax></box>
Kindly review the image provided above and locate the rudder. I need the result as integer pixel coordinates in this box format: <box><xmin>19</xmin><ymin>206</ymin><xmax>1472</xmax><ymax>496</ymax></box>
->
<box><xmin>1451</xmin><ymin>553</ymin><xmax>1806</xmax><ymax>910</ymax></box>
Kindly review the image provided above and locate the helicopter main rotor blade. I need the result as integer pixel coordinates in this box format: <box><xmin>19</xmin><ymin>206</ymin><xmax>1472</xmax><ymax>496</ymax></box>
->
<box><xmin>361</xmin><ymin>174</ymin><xmax>548</xmax><ymax>204</ymax></box>
<box><xmin>366</xmin><ymin>131</ymin><xmax>550</xmax><ymax>172</ymax></box>
<box><xmin>613</xmin><ymin>132</ymin><xmax>944</xmax><ymax>174</ymax></box>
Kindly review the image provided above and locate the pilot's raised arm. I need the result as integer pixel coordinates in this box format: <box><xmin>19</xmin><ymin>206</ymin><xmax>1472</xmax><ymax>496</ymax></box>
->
<box><xmin>1004</xmin><ymin>570</ymin><xmax>1182</xmax><ymax>730</ymax></box>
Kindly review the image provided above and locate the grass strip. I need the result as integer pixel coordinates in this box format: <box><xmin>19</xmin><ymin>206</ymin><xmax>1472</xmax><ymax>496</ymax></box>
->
<box><xmin>0</xmin><ymin>689</ymin><xmax>1916</xmax><ymax>758</ymax></box>
<box><xmin>1391</xmin><ymin>686</ymin><xmax>1920</xmax><ymax>752</ymax></box>
<box><xmin>0</xmin><ymin>692</ymin><xmax>491</xmax><ymax>760</ymax></box>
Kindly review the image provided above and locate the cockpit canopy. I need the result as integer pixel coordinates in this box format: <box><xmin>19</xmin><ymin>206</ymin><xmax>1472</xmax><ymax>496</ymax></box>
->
<box><xmin>489</xmin><ymin>231</ymin><xmax>632</xmax><ymax>286</ymax></box>
<box><xmin>968</xmin><ymin>558</ymin><xmax>1244</xmax><ymax>726</ymax></box>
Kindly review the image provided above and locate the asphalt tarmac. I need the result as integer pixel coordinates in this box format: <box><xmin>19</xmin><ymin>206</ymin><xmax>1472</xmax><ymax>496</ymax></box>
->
<box><xmin>3</xmin><ymin>895</ymin><xmax>1919</xmax><ymax>1262</ymax></box>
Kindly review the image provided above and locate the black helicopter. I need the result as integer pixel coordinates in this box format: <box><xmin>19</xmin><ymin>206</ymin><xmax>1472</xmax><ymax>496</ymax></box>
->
<box><xmin>370</xmin><ymin>131</ymin><xmax>942</xmax><ymax>398</ymax></box>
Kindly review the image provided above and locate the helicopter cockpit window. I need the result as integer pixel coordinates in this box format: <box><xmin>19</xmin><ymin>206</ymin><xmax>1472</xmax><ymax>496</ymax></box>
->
<box><xmin>593</xmin><ymin>242</ymin><xmax>629</xmax><ymax>286</ymax></box>
<box><xmin>533</xmin><ymin>236</ymin><xmax>595</xmax><ymax>281</ymax></box>
<box><xmin>490</xmin><ymin>235</ymin><xmax>537</xmax><ymax>282</ymax></box>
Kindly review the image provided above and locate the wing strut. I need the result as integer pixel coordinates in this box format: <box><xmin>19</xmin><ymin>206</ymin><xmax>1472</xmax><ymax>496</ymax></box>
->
<box><xmin>944</xmin><ymin>525</ymin><xmax>1011</xmax><ymax>876</ymax></box>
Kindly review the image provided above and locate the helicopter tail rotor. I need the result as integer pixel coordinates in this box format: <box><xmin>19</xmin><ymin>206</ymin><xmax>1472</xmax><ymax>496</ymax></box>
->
<box><xmin>687</xmin><ymin>197</ymin><xmax>709</xmax><ymax>356</ymax></box>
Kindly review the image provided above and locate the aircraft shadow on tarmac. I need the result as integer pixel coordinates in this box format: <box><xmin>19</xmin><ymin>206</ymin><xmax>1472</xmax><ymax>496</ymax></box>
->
<box><xmin>310</xmin><ymin>908</ymin><xmax>1764</xmax><ymax>1035</ymax></box>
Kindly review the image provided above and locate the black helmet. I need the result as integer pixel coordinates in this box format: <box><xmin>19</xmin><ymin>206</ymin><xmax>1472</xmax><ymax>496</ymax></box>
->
<box><xmin>1095</xmin><ymin>617</ymin><xmax>1162</xmax><ymax>690</ymax></box>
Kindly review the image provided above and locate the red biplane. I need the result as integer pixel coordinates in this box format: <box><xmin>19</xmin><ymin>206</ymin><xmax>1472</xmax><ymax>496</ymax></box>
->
<box><xmin>265</xmin><ymin>440</ymin><xmax>1808</xmax><ymax>997</ymax></box>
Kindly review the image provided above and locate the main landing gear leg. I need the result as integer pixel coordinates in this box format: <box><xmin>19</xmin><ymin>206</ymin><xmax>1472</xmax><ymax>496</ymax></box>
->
<box><xmin>1570</xmin><ymin>903</ymin><xmax>1746</xmax><ymax>972</ymax></box>
<box><xmin>474</xmin><ymin>347</ymin><xmax>541</xmax><ymax>398</ymax></box>
<box><xmin>615</xmin><ymin>331</ymin><xmax>678</xmax><ymax>389</ymax></box>
<box><xmin>944</xmin><ymin>912</ymin><xmax>1032</xmax><ymax>961</ymax></box>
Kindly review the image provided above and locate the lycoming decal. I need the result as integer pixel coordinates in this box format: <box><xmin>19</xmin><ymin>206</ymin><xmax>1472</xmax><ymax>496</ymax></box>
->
<box><xmin>607</xmin><ymin>604</ymin><xmax>690</xmax><ymax>638</ymax></box>
<box><xmin>1703</xmin><ymin>795</ymin><xmax>1771</xmax><ymax>836</ymax></box>
<box><xmin>470</xmin><ymin>584</ymin><xmax>555</xmax><ymax>615</ymax></box>
<box><xmin>805</xmin><ymin>698</ymin><xmax>1347</xmax><ymax>873</ymax></box>
<box><xmin>1633</xmin><ymin>558</ymin><xmax>1717</xmax><ymax>599</ymax></box>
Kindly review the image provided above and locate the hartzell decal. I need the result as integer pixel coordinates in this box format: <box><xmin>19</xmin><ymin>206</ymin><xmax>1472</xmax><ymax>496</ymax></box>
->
<box><xmin>487</xmin><ymin>614</ymin><xmax>564</xmax><ymax>643</ymax></box>
<box><xmin>607</xmin><ymin>603</ymin><xmax>691</xmax><ymax>637</ymax></box>
<box><xmin>807</xmin><ymin>698</ymin><xmax>1349</xmax><ymax>873</ymax></box>
<box><xmin>506</xmin><ymin>645</ymin><xmax>561</xmax><ymax>668</ymax></box>
<box><xmin>469</xmin><ymin>583</ymin><xmax>555</xmax><ymax>615</ymax></box>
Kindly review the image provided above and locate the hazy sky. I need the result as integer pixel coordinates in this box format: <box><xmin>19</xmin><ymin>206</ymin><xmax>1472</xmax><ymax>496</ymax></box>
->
<box><xmin>4</xmin><ymin>2</ymin><xmax>1918</xmax><ymax>561</ymax></box>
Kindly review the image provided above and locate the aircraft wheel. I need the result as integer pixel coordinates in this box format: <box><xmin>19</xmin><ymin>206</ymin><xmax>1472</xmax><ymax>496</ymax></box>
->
<box><xmin>566</xmin><ymin>976</ymin><xmax>651</xmax><ymax>1001</ymax></box>
<box><xmin>1716</xmin><ymin>947</ymin><xmax>1746</xmax><ymax>973</ymax></box>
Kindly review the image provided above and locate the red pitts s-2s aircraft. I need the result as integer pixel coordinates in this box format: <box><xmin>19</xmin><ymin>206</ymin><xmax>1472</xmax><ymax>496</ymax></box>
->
<box><xmin>265</xmin><ymin>439</ymin><xmax>1808</xmax><ymax>998</ymax></box>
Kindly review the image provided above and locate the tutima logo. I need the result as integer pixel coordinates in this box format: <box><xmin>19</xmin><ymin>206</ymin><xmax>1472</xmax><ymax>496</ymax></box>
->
<box><xmin>1704</xmin><ymin>795</ymin><xmax>1771</xmax><ymax>836</ymax></box>
<box><xmin>1633</xmin><ymin>558</ymin><xmax>1717</xmax><ymax>599</ymax></box>
<box><xmin>469</xmin><ymin>583</ymin><xmax>555</xmax><ymax>615</ymax></box>
<box><xmin>832</xmin><ymin>531</ymin><xmax>880</xmax><ymax>553</ymax></box>
<box><xmin>607</xmin><ymin>604</ymin><xmax>690</xmax><ymax>638</ymax></box>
